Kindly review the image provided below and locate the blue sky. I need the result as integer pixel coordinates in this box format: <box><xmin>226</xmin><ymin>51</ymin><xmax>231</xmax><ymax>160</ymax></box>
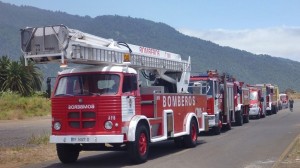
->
<box><xmin>2</xmin><ymin>0</ymin><xmax>300</xmax><ymax>62</ymax></box>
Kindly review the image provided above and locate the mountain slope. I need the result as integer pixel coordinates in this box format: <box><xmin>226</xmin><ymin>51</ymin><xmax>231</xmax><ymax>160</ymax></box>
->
<box><xmin>0</xmin><ymin>1</ymin><xmax>299</xmax><ymax>91</ymax></box>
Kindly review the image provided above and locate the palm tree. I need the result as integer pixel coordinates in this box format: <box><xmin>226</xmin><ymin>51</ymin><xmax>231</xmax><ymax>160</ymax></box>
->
<box><xmin>19</xmin><ymin>57</ymin><xmax>43</xmax><ymax>91</ymax></box>
<box><xmin>0</xmin><ymin>56</ymin><xmax>10</xmax><ymax>90</ymax></box>
<box><xmin>2</xmin><ymin>60</ymin><xmax>32</xmax><ymax>96</ymax></box>
<box><xmin>1</xmin><ymin>56</ymin><xmax>43</xmax><ymax>96</ymax></box>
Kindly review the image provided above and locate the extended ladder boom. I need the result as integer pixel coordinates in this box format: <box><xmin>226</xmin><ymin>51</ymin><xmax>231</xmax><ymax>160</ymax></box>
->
<box><xmin>21</xmin><ymin>25</ymin><xmax>190</xmax><ymax>72</ymax></box>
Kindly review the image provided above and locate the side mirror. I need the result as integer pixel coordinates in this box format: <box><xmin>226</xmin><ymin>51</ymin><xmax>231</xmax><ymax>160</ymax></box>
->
<box><xmin>220</xmin><ymin>84</ymin><xmax>224</xmax><ymax>94</ymax></box>
<box><xmin>46</xmin><ymin>78</ymin><xmax>51</xmax><ymax>98</ymax></box>
<box><xmin>46</xmin><ymin>77</ymin><xmax>56</xmax><ymax>98</ymax></box>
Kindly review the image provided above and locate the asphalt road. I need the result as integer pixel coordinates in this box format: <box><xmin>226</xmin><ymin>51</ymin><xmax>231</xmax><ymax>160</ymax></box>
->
<box><xmin>0</xmin><ymin>116</ymin><xmax>51</xmax><ymax>147</ymax></box>
<box><xmin>2</xmin><ymin>101</ymin><xmax>299</xmax><ymax>168</ymax></box>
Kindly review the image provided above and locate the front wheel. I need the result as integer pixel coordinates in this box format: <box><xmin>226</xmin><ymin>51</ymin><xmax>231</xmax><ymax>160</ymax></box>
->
<box><xmin>235</xmin><ymin>111</ymin><xmax>243</xmax><ymax>126</ymax></box>
<box><xmin>212</xmin><ymin>126</ymin><xmax>221</xmax><ymax>135</ymax></box>
<box><xmin>184</xmin><ymin>119</ymin><xmax>198</xmax><ymax>148</ymax></box>
<box><xmin>225</xmin><ymin>113</ymin><xmax>232</xmax><ymax>130</ymax></box>
<box><xmin>261</xmin><ymin>110</ymin><xmax>266</xmax><ymax>118</ymax></box>
<box><xmin>256</xmin><ymin>113</ymin><xmax>261</xmax><ymax>119</ymax></box>
<box><xmin>56</xmin><ymin>144</ymin><xmax>80</xmax><ymax>164</ymax></box>
<box><xmin>128</xmin><ymin>124</ymin><xmax>149</xmax><ymax>164</ymax></box>
<box><xmin>243</xmin><ymin>114</ymin><xmax>249</xmax><ymax>123</ymax></box>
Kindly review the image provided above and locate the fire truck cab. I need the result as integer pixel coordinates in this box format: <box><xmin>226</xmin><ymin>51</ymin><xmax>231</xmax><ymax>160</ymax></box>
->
<box><xmin>189</xmin><ymin>70</ymin><xmax>221</xmax><ymax>134</ymax></box>
<box><xmin>21</xmin><ymin>25</ymin><xmax>208</xmax><ymax>164</ymax></box>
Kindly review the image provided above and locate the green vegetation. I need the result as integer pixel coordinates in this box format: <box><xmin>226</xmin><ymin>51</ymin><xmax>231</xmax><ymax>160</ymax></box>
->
<box><xmin>0</xmin><ymin>91</ymin><xmax>50</xmax><ymax>120</ymax></box>
<box><xmin>27</xmin><ymin>132</ymin><xmax>50</xmax><ymax>145</ymax></box>
<box><xmin>0</xmin><ymin>56</ymin><xmax>43</xmax><ymax>96</ymax></box>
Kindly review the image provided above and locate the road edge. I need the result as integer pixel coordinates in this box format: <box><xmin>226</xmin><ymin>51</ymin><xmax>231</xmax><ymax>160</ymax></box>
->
<box><xmin>272</xmin><ymin>133</ymin><xmax>300</xmax><ymax>168</ymax></box>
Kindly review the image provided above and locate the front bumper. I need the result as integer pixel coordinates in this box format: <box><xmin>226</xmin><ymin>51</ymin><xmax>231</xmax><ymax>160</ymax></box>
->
<box><xmin>207</xmin><ymin>115</ymin><xmax>218</xmax><ymax>127</ymax></box>
<box><xmin>249</xmin><ymin>107</ymin><xmax>260</xmax><ymax>116</ymax></box>
<box><xmin>50</xmin><ymin>135</ymin><xmax>124</xmax><ymax>144</ymax></box>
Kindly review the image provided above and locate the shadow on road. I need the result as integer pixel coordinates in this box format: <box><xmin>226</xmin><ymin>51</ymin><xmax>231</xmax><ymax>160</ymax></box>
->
<box><xmin>40</xmin><ymin>139</ymin><xmax>207</xmax><ymax>168</ymax></box>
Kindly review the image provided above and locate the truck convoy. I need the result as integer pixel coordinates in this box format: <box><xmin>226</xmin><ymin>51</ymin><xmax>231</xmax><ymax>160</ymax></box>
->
<box><xmin>189</xmin><ymin>70</ymin><xmax>250</xmax><ymax>135</ymax></box>
<box><xmin>20</xmin><ymin>24</ymin><xmax>284</xmax><ymax>165</ymax></box>
<box><xmin>21</xmin><ymin>25</ymin><xmax>209</xmax><ymax>164</ymax></box>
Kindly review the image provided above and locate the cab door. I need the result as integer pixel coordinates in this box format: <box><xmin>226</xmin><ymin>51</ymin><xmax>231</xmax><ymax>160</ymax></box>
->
<box><xmin>121</xmin><ymin>74</ymin><xmax>138</xmax><ymax>122</ymax></box>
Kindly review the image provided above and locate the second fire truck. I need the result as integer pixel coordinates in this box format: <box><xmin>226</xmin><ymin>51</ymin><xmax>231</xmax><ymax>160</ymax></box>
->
<box><xmin>189</xmin><ymin>70</ymin><xmax>250</xmax><ymax>135</ymax></box>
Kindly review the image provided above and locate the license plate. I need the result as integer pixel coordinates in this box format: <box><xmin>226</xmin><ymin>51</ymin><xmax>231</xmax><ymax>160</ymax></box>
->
<box><xmin>70</xmin><ymin>137</ymin><xmax>91</xmax><ymax>143</ymax></box>
<box><xmin>209</xmin><ymin>120</ymin><xmax>216</xmax><ymax>126</ymax></box>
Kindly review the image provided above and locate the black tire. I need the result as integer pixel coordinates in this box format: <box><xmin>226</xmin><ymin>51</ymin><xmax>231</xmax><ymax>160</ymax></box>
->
<box><xmin>225</xmin><ymin>112</ymin><xmax>232</xmax><ymax>130</ymax></box>
<box><xmin>128</xmin><ymin>124</ymin><xmax>149</xmax><ymax>164</ymax></box>
<box><xmin>272</xmin><ymin>105</ymin><xmax>277</xmax><ymax>114</ymax></box>
<box><xmin>256</xmin><ymin>113</ymin><xmax>261</xmax><ymax>119</ymax></box>
<box><xmin>267</xmin><ymin>110</ymin><xmax>272</xmax><ymax>115</ymax></box>
<box><xmin>235</xmin><ymin>111</ymin><xmax>243</xmax><ymax>126</ymax></box>
<box><xmin>184</xmin><ymin>119</ymin><xmax>198</xmax><ymax>148</ymax></box>
<box><xmin>211</xmin><ymin>125</ymin><xmax>221</xmax><ymax>135</ymax></box>
<box><xmin>56</xmin><ymin>144</ymin><xmax>80</xmax><ymax>164</ymax></box>
<box><xmin>243</xmin><ymin>114</ymin><xmax>249</xmax><ymax>123</ymax></box>
<box><xmin>226</xmin><ymin>122</ymin><xmax>232</xmax><ymax>130</ymax></box>
<box><xmin>275</xmin><ymin>106</ymin><xmax>278</xmax><ymax>114</ymax></box>
<box><xmin>260</xmin><ymin>109</ymin><xmax>266</xmax><ymax>118</ymax></box>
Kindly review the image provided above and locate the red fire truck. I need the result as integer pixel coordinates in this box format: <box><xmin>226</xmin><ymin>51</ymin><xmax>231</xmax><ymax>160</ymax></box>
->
<box><xmin>248</xmin><ymin>86</ymin><xmax>266</xmax><ymax>119</ymax></box>
<box><xmin>279</xmin><ymin>93</ymin><xmax>289</xmax><ymax>109</ymax></box>
<box><xmin>189</xmin><ymin>70</ymin><xmax>249</xmax><ymax>135</ymax></box>
<box><xmin>234</xmin><ymin>80</ymin><xmax>250</xmax><ymax>124</ymax></box>
<box><xmin>21</xmin><ymin>25</ymin><xmax>208</xmax><ymax>164</ymax></box>
<box><xmin>219</xmin><ymin>72</ymin><xmax>250</xmax><ymax>127</ymax></box>
<box><xmin>247</xmin><ymin>84</ymin><xmax>276</xmax><ymax>115</ymax></box>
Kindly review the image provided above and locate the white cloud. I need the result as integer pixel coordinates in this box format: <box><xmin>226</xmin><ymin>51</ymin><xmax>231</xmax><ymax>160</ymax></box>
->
<box><xmin>178</xmin><ymin>26</ymin><xmax>300</xmax><ymax>62</ymax></box>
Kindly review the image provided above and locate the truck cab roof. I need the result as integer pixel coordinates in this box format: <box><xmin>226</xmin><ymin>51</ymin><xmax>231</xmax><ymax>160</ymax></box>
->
<box><xmin>58</xmin><ymin>65</ymin><xmax>137</xmax><ymax>75</ymax></box>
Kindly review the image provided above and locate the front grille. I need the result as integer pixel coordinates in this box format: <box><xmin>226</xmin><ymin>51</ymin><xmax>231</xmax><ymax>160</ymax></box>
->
<box><xmin>68</xmin><ymin>111</ymin><xmax>96</xmax><ymax>129</ymax></box>
<box><xmin>68</xmin><ymin>112</ymin><xmax>80</xmax><ymax>119</ymax></box>
<box><xmin>70</xmin><ymin>121</ymin><xmax>80</xmax><ymax>128</ymax></box>
<box><xmin>82</xmin><ymin>112</ymin><xmax>96</xmax><ymax>119</ymax></box>
<box><xmin>83</xmin><ymin>121</ymin><xmax>95</xmax><ymax>128</ymax></box>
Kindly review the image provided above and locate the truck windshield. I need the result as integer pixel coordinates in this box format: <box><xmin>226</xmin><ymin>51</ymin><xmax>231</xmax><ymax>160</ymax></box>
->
<box><xmin>207</xmin><ymin>80</ymin><xmax>213</xmax><ymax>96</ymax></box>
<box><xmin>188</xmin><ymin>81</ymin><xmax>207</xmax><ymax>95</ymax></box>
<box><xmin>250</xmin><ymin>91</ymin><xmax>258</xmax><ymax>100</ymax></box>
<box><xmin>280</xmin><ymin>95</ymin><xmax>287</xmax><ymax>101</ymax></box>
<box><xmin>54</xmin><ymin>74</ymin><xmax>120</xmax><ymax>96</ymax></box>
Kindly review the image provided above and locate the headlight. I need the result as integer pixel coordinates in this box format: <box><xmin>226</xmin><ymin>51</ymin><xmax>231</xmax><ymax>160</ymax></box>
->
<box><xmin>53</xmin><ymin>121</ymin><xmax>61</xmax><ymax>130</ymax></box>
<box><xmin>104</xmin><ymin>121</ymin><xmax>113</xmax><ymax>130</ymax></box>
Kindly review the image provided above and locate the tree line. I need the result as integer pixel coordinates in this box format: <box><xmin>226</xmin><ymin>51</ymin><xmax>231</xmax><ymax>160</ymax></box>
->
<box><xmin>0</xmin><ymin>55</ymin><xmax>43</xmax><ymax>96</ymax></box>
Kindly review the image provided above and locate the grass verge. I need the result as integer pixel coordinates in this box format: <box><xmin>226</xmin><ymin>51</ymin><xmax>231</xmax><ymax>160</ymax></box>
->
<box><xmin>0</xmin><ymin>133</ymin><xmax>57</xmax><ymax>168</ymax></box>
<box><xmin>0</xmin><ymin>91</ymin><xmax>50</xmax><ymax>120</ymax></box>
<box><xmin>274</xmin><ymin>135</ymin><xmax>300</xmax><ymax>168</ymax></box>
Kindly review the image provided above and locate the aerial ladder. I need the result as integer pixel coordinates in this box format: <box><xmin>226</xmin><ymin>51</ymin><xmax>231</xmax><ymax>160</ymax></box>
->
<box><xmin>21</xmin><ymin>25</ymin><xmax>190</xmax><ymax>93</ymax></box>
